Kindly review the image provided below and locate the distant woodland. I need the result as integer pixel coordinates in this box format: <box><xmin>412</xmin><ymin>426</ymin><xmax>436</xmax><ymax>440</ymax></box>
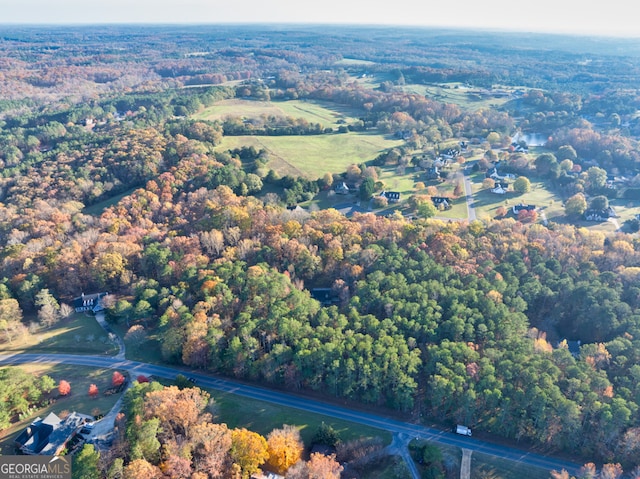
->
<box><xmin>1</xmin><ymin>25</ymin><xmax>640</xmax><ymax>475</ymax></box>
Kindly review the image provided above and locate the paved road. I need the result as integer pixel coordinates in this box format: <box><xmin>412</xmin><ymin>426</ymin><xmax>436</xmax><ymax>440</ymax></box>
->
<box><xmin>462</xmin><ymin>168</ymin><xmax>477</xmax><ymax>221</ymax></box>
<box><xmin>0</xmin><ymin>353</ymin><xmax>582</xmax><ymax>476</ymax></box>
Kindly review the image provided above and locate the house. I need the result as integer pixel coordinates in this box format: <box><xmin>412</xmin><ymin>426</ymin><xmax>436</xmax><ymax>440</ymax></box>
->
<box><xmin>491</xmin><ymin>182</ymin><xmax>509</xmax><ymax>194</ymax></box>
<box><xmin>426</xmin><ymin>166</ymin><xmax>441</xmax><ymax>180</ymax></box>
<box><xmin>512</xmin><ymin>203</ymin><xmax>536</xmax><ymax>215</ymax></box>
<box><xmin>584</xmin><ymin>206</ymin><xmax>617</xmax><ymax>221</ymax></box>
<box><xmin>441</xmin><ymin>147</ymin><xmax>459</xmax><ymax>159</ymax></box>
<box><xmin>73</xmin><ymin>292</ymin><xmax>109</xmax><ymax>313</ymax></box>
<box><xmin>334</xmin><ymin>181</ymin><xmax>350</xmax><ymax>195</ymax></box>
<box><xmin>15</xmin><ymin>411</ymin><xmax>93</xmax><ymax>455</ymax></box>
<box><xmin>432</xmin><ymin>196</ymin><xmax>452</xmax><ymax>210</ymax></box>
<box><xmin>379</xmin><ymin>191</ymin><xmax>400</xmax><ymax>203</ymax></box>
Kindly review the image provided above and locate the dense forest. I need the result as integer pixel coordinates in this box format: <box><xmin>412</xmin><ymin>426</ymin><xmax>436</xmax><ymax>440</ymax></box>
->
<box><xmin>1</xmin><ymin>24</ymin><xmax>640</xmax><ymax>476</ymax></box>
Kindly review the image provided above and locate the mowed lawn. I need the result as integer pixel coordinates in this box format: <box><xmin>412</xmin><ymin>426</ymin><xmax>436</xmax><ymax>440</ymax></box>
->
<box><xmin>2</xmin><ymin>313</ymin><xmax>118</xmax><ymax>356</ymax></box>
<box><xmin>216</xmin><ymin>132</ymin><xmax>403</xmax><ymax>179</ymax></box>
<box><xmin>194</xmin><ymin>98</ymin><xmax>363</xmax><ymax>128</ymax></box>
<box><xmin>213</xmin><ymin>390</ymin><xmax>391</xmax><ymax>447</ymax></box>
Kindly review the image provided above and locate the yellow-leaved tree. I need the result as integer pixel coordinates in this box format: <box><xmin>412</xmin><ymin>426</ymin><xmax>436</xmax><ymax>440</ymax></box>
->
<box><xmin>265</xmin><ymin>424</ymin><xmax>304</xmax><ymax>475</ymax></box>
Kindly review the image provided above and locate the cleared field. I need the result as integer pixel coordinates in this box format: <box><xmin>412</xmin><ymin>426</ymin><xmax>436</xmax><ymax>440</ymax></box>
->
<box><xmin>0</xmin><ymin>364</ymin><xmax>122</xmax><ymax>455</ymax></box>
<box><xmin>2</xmin><ymin>313</ymin><xmax>118</xmax><ymax>356</ymax></box>
<box><xmin>401</xmin><ymin>82</ymin><xmax>515</xmax><ymax>110</ymax></box>
<box><xmin>216</xmin><ymin>132</ymin><xmax>403</xmax><ymax>179</ymax></box>
<box><xmin>194</xmin><ymin>98</ymin><xmax>363</xmax><ymax>128</ymax></box>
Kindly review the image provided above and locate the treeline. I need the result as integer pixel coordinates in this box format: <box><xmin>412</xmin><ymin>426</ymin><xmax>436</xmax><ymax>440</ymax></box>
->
<box><xmin>74</xmin><ymin>381</ymin><xmax>344</xmax><ymax>479</ymax></box>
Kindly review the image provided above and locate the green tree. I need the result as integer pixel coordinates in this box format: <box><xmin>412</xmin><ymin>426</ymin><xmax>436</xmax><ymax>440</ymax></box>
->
<box><xmin>513</xmin><ymin>176</ymin><xmax>531</xmax><ymax>194</ymax></box>
<box><xmin>359</xmin><ymin>177</ymin><xmax>375</xmax><ymax>201</ymax></box>
<box><xmin>73</xmin><ymin>444</ymin><xmax>100</xmax><ymax>479</ymax></box>
<box><xmin>589</xmin><ymin>195</ymin><xmax>609</xmax><ymax>211</ymax></box>
<box><xmin>557</xmin><ymin>145</ymin><xmax>577</xmax><ymax>161</ymax></box>
<box><xmin>586</xmin><ymin>166</ymin><xmax>607</xmax><ymax>193</ymax></box>
<box><xmin>565</xmin><ymin>193</ymin><xmax>587</xmax><ymax>217</ymax></box>
<box><xmin>534</xmin><ymin>153</ymin><xmax>557</xmax><ymax>175</ymax></box>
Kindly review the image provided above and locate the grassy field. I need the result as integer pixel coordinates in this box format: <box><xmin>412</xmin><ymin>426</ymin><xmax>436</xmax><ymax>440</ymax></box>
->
<box><xmin>216</xmin><ymin>132</ymin><xmax>403</xmax><ymax>179</ymax></box>
<box><xmin>0</xmin><ymin>364</ymin><xmax>122</xmax><ymax>455</ymax></box>
<box><xmin>470</xmin><ymin>174</ymin><xmax>565</xmax><ymax>222</ymax></box>
<box><xmin>83</xmin><ymin>186</ymin><xmax>139</xmax><ymax>216</ymax></box>
<box><xmin>194</xmin><ymin>98</ymin><xmax>363</xmax><ymax>129</ymax></box>
<box><xmin>2</xmin><ymin>313</ymin><xmax>118</xmax><ymax>356</ymax></box>
<box><xmin>470</xmin><ymin>452</ymin><xmax>553</xmax><ymax>479</ymax></box>
<box><xmin>401</xmin><ymin>82</ymin><xmax>516</xmax><ymax>110</ymax></box>
<box><xmin>213</xmin><ymin>391</ymin><xmax>391</xmax><ymax>447</ymax></box>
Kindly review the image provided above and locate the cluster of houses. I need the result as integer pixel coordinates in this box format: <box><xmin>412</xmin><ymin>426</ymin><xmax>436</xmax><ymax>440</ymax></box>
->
<box><xmin>486</xmin><ymin>167</ymin><xmax>517</xmax><ymax>195</ymax></box>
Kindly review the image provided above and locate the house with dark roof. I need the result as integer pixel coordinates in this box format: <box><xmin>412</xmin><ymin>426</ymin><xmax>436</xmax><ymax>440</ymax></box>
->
<box><xmin>379</xmin><ymin>191</ymin><xmax>400</xmax><ymax>203</ymax></box>
<box><xmin>432</xmin><ymin>196</ymin><xmax>452</xmax><ymax>210</ymax></box>
<box><xmin>426</xmin><ymin>166</ymin><xmax>441</xmax><ymax>180</ymax></box>
<box><xmin>73</xmin><ymin>292</ymin><xmax>109</xmax><ymax>313</ymax></box>
<box><xmin>584</xmin><ymin>206</ymin><xmax>617</xmax><ymax>221</ymax></box>
<box><xmin>15</xmin><ymin>411</ymin><xmax>93</xmax><ymax>455</ymax></box>
<box><xmin>491</xmin><ymin>182</ymin><xmax>509</xmax><ymax>194</ymax></box>
<box><xmin>512</xmin><ymin>203</ymin><xmax>536</xmax><ymax>215</ymax></box>
<box><xmin>334</xmin><ymin>181</ymin><xmax>350</xmax><ymax>195</ymax></box>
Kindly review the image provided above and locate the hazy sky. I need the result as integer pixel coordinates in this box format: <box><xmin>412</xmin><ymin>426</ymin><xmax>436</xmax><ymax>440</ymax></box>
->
<box><xmin>1</xmin><ymin>0</ymin><xmax>639</xmax><ymax>38</ymax></box>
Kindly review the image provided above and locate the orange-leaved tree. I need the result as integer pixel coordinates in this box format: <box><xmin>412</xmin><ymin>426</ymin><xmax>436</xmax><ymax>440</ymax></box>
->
<box><xmin>112</xmin><ymin>371</ymin><xmax>125</xmax><ymax>387</ymax></box>
<box><xmin>88</xmin><ymin>384</ymin><xmax>99</xmax><ymax>398</ymax></box>
<box><xmin>58</xmin><ymin>380</ymin><xmax>71</xmax><ymax>396</ymax></box>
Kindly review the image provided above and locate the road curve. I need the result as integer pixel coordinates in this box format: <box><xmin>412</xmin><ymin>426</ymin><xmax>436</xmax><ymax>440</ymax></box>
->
<box><xmin>0</xmin><ymin>353</ymin><xmax>582</xmax><ymax>476</ymax></box>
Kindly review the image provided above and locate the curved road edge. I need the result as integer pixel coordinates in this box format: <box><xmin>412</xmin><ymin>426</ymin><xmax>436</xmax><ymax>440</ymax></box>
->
<box><xmin>0</xmin><ymin>353</ymin><xmax>582</xmax><ymax>476</ymax></box>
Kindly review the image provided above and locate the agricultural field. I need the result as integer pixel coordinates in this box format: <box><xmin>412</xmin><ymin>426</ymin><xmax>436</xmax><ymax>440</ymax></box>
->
<box><xmin>401</xmin><ymin>82</ymin><xmax>518</xmax><ymax>110</ymax></box>
<box><xmin>216</xmin><ymin>132</ymin><xmax>403</xmax><ymax>179</ymax></box>
<box><xmin>194</xmin><ymin>98</ymin><xmax>363</xmax><ymax>129</ymax></box>
<box><xmin>0</xmin><ymin>364</ymin><xmax>122</xmax><ymax>455</ymax></box>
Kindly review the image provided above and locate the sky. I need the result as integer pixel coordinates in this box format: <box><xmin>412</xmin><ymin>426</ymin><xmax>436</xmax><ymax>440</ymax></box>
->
<box><xmin>1</xmin><ymin>0</ymin><xmax>639</xmax><ymax>38</ymax></box>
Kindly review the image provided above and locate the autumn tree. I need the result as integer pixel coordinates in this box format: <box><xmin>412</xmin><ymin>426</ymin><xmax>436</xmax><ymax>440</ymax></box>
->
<box><xmin>59</xmin><ymin>380</ymin><xmax>71</xmax><ymax>396</ymax></box>
<box><xmin>112</xmin><ymin>371</ymin><xmax>126</xmax><ymax>388</ymax></box>
<box><xmin>565</xmin><ymin>193</ymin><xmax>587</xmax><ymax>217</ymax></box>
<box><xmin>0</xmin><ymin>298</ymin><xmax>26</xmax><ymax>344</ymax></box>
<box><xmin>88</xmin><ymin>384</ymin><xmax>99</xmax><ymax>398</ymax></box>
<box><xmin>144</xmin><ymin>385</ymin><xmax>210</xmax><ymax>437</ymax></box>
<box><xmin>287</xmin><ymin>453</ymin><xmax>343</xmax><ymax>479</ymax></box>
<box><xmin>230</xmin><ymin>428</ymin><xmax>269</xmax><ymax>479</ymax></box>
<box><xmin>35</xmin><ymin>289</ymin><xmax>60</xmax><ymax>327</ymax></box>
<box><xmin>266</xmin><ymin>425</ymin><xmax>304</xmax><ymax>475</ymax></box>
<box><xmin>513</xmin><ymin>176</ymin><xmax>531</xmax><ymax>194</ymax></box>
<box><xmin>189</xmin><ymin>422</ymin><xmax>232</xmax><ymax>477</ymax></box>
<box><xmin>123</xmin><ymin>459</ymin><xmax>161</xmax><ymax>479</ymax></box>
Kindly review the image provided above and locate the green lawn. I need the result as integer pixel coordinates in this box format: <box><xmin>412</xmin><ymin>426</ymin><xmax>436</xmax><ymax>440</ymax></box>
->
<box><xmin>470</xmin><ymin>452</ymin><xmax>553</xmax><ymax>479</ymax></box>
<box><xmin>213</xmin><ymin>391</ymin><xmax>390</xmax><ymax>447</ymax></box>
<box><xmin>194</xmin><ymin>98</ymin><xmax>363</xmax><ymax>129</ymax></box>
<box><xmin>216</xmin><ymin>132</ymin><xmax>403</xmax><ymax>179</ymax></box>
<box><xmin>82</xmin><ymin>186</ymin><xmax>139</xmax><ymax>216</ymax></box>
<box><xmin>2</xmin><ymin>313</ymin><xmax>118</xmax><ymax>356</ymax></box>
<box><xmin>400</xmin><ymin>82</ymin><xmax>516</xmax><ymax>111</ymax></box>
<box><xmin>356</xmin><ymin>455</ymin><xmax>412</xmax><ymax>479</ymax></box>
<box><xmin>471</xmin><ymin>176</ymin><xmax>565</xmax><ymax>222</ymax></box>
<box><xmin>0</xmin><ymin>364</ymin><xmax>123</xmax><ymax>455</ymax></box>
